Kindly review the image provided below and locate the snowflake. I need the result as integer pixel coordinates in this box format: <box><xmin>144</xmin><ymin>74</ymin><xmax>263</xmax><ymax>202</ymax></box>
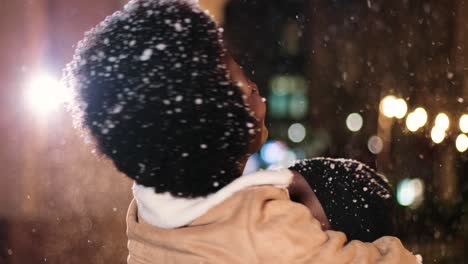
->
<box><xmin>140</xmin><ymin>49</ymin><xmax>153</xmax><ymax>61</ymax></box>
<box><xmin>156</xmin><ymin>43</ymin><xmax>167</xmax><ymax>50</ymax></box>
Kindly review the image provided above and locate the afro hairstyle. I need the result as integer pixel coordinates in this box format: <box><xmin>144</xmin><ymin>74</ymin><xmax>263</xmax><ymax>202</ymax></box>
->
<box><xmin>64</xmin><ymin>0</ymin><xmax>258</xmax><ymax>198</ymax></box>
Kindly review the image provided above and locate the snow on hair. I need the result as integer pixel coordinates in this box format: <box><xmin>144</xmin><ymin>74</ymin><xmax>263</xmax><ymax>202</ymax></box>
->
<box><xmin>172</xmin><ymin>0</ymin><xmax>199</xmax><ymax>5</ymax></box>
<box><xmin>64</xmin><ymin>0</ymin><xmax>256</xmax><ymax>198</ymax></box>
<box><xmin>124</xmin><ymin>0</ymin><xmax>199</xmax><ymax>12</ymax></box>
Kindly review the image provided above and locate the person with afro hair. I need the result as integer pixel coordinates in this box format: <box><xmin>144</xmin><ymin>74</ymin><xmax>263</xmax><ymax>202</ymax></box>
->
<box><xmin>64</xmin><ymin>0</ymin><xmax>420</xmax><ymax>263</ymax></box>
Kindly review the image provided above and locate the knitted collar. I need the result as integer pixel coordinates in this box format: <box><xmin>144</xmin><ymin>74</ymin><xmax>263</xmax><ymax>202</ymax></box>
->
<box><xmin>133</xmin><ymin>169</ymin><xmax>294</xmax><ymax>229</ymax></box>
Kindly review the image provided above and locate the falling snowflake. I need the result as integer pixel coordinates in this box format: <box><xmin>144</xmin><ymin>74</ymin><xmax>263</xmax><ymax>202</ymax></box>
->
<box><xmin>174</xmin><ymin>22</ymin><xmax>183</xmax><ymax>32</ymax></box>
<box><xmin>140</xmin><ymin>49</ymin><xmax>153</xmax><ymax>61</ymax></box>
<box><xmin>156</xmin><ymin>43</ymin><xmax>167</xmax><ymax>50</ymax></box>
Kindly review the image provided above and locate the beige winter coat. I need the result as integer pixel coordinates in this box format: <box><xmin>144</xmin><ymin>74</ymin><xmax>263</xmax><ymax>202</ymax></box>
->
<box><xmin>126</xmin><ymin>170</ymin><xmax>419</xmax><ymax>264</ymax></box>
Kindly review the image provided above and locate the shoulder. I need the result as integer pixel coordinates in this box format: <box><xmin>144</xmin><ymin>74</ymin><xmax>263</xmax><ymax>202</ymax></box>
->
<box><xmin>231</xmin><ymin>186</ymin><xmax>331</xmax><ymax>261</ymax></box>
<box><xmin>236</xmin><ymin>187</ymin><xmax>419</xmax><ymax>263</ymax></box>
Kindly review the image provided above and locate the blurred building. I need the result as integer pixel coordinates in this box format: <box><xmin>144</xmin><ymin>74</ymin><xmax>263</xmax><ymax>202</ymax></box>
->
<box><xmin>224</xmin><ymin>0</ymin><xmax>467</xmax><ymax>262</ymax></box>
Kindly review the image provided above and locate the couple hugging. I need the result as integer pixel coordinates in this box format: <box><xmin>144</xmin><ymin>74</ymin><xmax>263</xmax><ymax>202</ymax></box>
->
<box><xmin>64</xmin><ymin>0</ymin><xmax>422</xmax><ymax>263</ymax></box>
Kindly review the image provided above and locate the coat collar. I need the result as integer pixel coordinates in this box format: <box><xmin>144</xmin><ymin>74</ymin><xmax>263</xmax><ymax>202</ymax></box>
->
<box><xmin>133</xmin><ymin>169</ymin><xmax>294</xmax><ymax>229</ymax></box>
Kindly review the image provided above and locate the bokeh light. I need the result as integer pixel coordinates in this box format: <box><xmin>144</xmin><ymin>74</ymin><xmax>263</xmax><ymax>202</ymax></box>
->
<box><xmin>278</xmin><ymin>150</ymin><xmax>297</xmax><ymax>168</ymax></box>
<box><xmin>346</xmin><ymin>113</ymin><xmax>363</xmax><ymax>132</ymax></box>
<box><xmin>367</xmin><ymin>135</ymin><xmax>384</xmax><ymax>154</ymax></box>
<box><xmin>397</xmin><ymin>178</ymin><xmax>425</xmax><ymax>207</ymax></box>
<box><xmin>413</xmin><ymin>107</ymin><xmax>428</xmax><ymax>127</ymax></box>
<box><xmin>460</xmin><ymin>114</ymin><xmax>468</xmax><ymax>133</ymax></box>
<box><xmin>289</xmin><ymin>94</ymin><xmax>308</xmax><ymax>120</ymax></box>
<box><xmin>288</xmin><ymin>123</ymin><xmax>306</xmax><ymax>143</ymax></box>
<box><xmin>431</xmin><ymin>127</ymin><xmax>446</xmax><ymax>144</ymax></box>
<box><xmin>406</xmin><ymin>113</ymin><xmax>420</xmax><ymax>132</ymax></box>
<box><xmin>260</xmin><ymin>141</ymin><xmax>287</xmax><ymax>164</ymax></box>
<box><xmin>380</xmin><ymin>95</ymin><xmax>397</xmax><ymax>118</ymax></box>
<box><xmin>380</xmin><ymin>96</ymin><xmax>407</xmax><ymax>119</ymax></box>
<box><xmin>406</xmin><ymin>107</ymin><xmax>428</xmax><ymax>132</ymax></box>
<box><xmin>243</xmin><ymin>153</ymin><xmax>261</xmax><ymax>175</ymax></box>
<box><xmin>393</xmin><ymin>98</ymin><xmax>408</xmax><ymax>119</ymax></box>
<box><xmin>435</xmin><ymin>113</ymin><xmax>450</xmax><ymax>131</ymax></box>
<box><xmin>456</xmin><ymin>134</ymin><xmax>468</xmax><ymax>153</ymax></box>
<box><xmin>25</xmin><ymin>72</ymin><xmax>68</xmax><ymax>115</ymax></box>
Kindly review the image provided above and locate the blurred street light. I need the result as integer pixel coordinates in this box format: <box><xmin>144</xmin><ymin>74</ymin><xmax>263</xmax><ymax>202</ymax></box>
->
<box><xmin>346</xmin><ymin>113</ymin><xmax>363</xmax><ymax>132</ymax></box>
<box><xmin>260</xmin><ymin>141</ymin><xmax>287</xmax><ymax>164</ymax></box>
<box><xmin>367</xmin><ymin>136</ymin><xmax>383</xmax><ymax>154</ymax></box>
<box><xmin>456</xmin><ymin>134</ymin><xmax>468</xmax><ymax>153</ymax></box>
<box><xmin>393</xmin><ymin>98</ymin><xmax>408</xmax><ymax>119</ymax></box>
<box><xmin>431</xmin><ymin>127</ymin><xmax>446</xmax><ymax>144</ymax></box>
<box><xmin>397</xmin><ymin>178</ymin><xmax>424</xmax><ymax>208</ymax></box>
<box><xmin>25</xmin><ymin>72</ymin><xmax>68</xmax><ymax>115</ymax></box>
<box><xmin>435</xmin><ymin>113</ymin><xmax>450</xmax><ymax>131</ymax></box>
<box><xmin>406</xmin><ymin>113</ymin><xmax>420</xmax><ymax>132</ymax></box>
<box><xmin>380</xmin><ymin>95</ymin><xmax>397</xmax><ymax>118</ymax></box>
<box><xmin>406</xmin><ymin>107</ymin><xmax>428</xmax><ymax>132</ymax></box>
<box><xmin>288</xmin><ymin>123</ymin><xmax>306</xmax><ymax>143</ymax></box>
<box><xmin>460</xmin><ymin>114</ymin><xmax>468</xmax><ymax>133</ymax></box>
<box><xmin>413</xmin><ymin>107</ymin><xmax>428</xmax><ymax>127</ymax></box>
<box><xmin>380</xmin><ymin>95</ymin><xmax>407</xmax><ymax>119</ymax></box>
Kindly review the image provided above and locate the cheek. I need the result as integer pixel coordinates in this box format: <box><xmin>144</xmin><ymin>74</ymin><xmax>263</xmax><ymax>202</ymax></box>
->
<box><xmin>260</xmin><ymin>123</ymin><xmax>269</xmax><ymax>144</ymax></box>
<box><xmin>258</xmin><ymin>100</ymin><xmax>266</xmax><ymax>120</ymax></box>
<box><xmin>248</xmin><ymin>96</ymin><xmax>267</xmax><ymax>121</ymax></box>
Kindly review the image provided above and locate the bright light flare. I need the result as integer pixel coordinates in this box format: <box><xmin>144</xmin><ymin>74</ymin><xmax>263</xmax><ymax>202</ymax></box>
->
<box><xmin>460</xmin><ymin>114</ymin><xmax>468</xmax><ymax>133</ymax></box>
<box><xmin>435</xmin><ymin>113</ymin><xmax>450</xmax><ymax>131</ymax></box>
<box><xmin>456</xmin><ymin>134</ymin><xmax>468</xmax><ymax>153</ymax></box>
<box><xmin>25</xmin><ymin>73</ymin><xmax>68</xmax><ymax>114</ymax></box>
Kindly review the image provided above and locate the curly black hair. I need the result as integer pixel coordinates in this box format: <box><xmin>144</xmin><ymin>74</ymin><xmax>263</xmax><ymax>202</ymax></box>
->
<box><xmin>64</xmin><ymin>0</ymin><xmax>257</xmax><ymax>198</ymax></box>
<box><xmin>290</xmin><ymin>158</ymin><xmax>397</xmax><ymax>242</ymax></box>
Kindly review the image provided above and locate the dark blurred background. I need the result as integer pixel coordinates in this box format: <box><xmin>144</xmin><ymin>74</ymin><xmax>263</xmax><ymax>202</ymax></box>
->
<box><xmin>0</xmin><ymin>0</ymin><xmax>467</xmax><ymax>263</ymax></box>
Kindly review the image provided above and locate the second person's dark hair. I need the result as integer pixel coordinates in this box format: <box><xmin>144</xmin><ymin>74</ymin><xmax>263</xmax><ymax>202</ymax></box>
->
<box><xmin>290</xmin><ymin>158</ymin><xmax>397</xmax><ymax>242</ymax></box>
